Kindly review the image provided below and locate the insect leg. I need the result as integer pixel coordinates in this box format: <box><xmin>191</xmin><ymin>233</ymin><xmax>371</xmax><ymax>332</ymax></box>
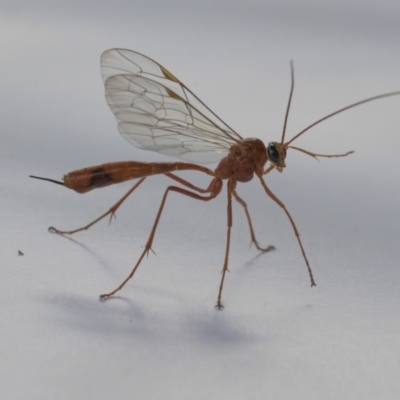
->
<box><xmin>258</xmin><ymin>175</ymin><xmax>316</xmax><ymax>287</ymax></box>
<box><xmin>215</xmin><ymin>178</ymin><xmax>236</xmax><ymax>310</ymax></box>
<box><xmin>263</xmin><ymin>165</ymin><xmax>276</xmax><ymax>175</ymax></box>
<box><xmin>100</xmin><ymin>177</ymin><xmax>223</xmax><ymax>300</ymax></box>
<box><xmin>49</xmin><ymin>177</ymin><xmax>146</xmax><ymax>235</ymax></box>
<box><xmin>164</xmin><ymin>172</ymin><xmax>214</xmax><ymax>193</ymax></box>
<box><xmin>232</xmin><ymin>189</ymin><xmax>275</xmax><ymax>253</ymax></box>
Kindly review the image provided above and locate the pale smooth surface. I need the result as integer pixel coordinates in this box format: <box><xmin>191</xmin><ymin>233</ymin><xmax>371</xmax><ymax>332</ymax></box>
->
<box><xmin>1</xmin><ymin>1</ymin><xmax>400</xmax><ymax>399</ymax></box>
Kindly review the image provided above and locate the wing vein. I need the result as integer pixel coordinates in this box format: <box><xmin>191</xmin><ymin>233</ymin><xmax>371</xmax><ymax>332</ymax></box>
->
<box><xmin>101</xmin><ymin>48</ymin><xmax>242</xmax><ymax>163</ymax></box>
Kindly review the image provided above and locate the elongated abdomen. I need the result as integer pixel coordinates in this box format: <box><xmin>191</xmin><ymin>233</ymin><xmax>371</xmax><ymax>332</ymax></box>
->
<box><xmin>63</xmin><ymin>161</ymin><xmax>214</xmax><ymax>193</ymax></box>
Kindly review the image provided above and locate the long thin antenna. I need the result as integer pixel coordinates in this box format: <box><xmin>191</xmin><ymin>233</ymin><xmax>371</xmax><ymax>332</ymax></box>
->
<box><xmin>281</xmin><ymin>60</ymin><xmax>295</xmax><ymax>145</ymax></box>
<box><xmin>286</xmin><ymin>90</ymin><xmax>400</xmax><ymax>145</ymax></box>
<box><xmin>29</xmin><ymin>175</ymin><xmax>64</xmax><ymax>186</ymax></box>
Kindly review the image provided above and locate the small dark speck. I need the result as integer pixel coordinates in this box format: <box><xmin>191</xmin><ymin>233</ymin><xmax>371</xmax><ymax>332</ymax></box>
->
<box><xmin>18</xmin><ymin>250</ymin><xmax>24</xmax><ymax>256</ymax></box>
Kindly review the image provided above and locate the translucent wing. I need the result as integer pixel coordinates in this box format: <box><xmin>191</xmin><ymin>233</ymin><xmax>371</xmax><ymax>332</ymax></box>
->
<box><xmin>101</xmin><ymin>49</ymin><xmax>243</xmax><ymax>163</ymax></box>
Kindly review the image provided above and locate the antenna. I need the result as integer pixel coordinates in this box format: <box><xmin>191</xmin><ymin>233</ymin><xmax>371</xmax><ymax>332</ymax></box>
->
<box><xmin>281</xmin><ymin>60</ymin><xmax>295</xmax><ymax>145</ymax></box>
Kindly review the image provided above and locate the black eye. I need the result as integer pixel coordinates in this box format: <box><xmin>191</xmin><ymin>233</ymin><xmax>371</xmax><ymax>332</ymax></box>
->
<box><xmin>267</xmin><ymin>142</ymin><xmax>280</xmax><ymax>163</ymax></box>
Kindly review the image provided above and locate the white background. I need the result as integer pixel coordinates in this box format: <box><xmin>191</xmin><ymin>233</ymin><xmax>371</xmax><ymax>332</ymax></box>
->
<box><xmin>1</xmin><ymin>1</ymin><xmax>400</xmax><ymax>399</ymax></box>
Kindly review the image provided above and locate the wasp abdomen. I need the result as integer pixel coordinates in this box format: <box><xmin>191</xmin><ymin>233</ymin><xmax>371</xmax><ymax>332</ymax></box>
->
<box><xmin>63</xmin><ymin>161</ymin><xmax>214</xmax><ymax>193</ymax></box>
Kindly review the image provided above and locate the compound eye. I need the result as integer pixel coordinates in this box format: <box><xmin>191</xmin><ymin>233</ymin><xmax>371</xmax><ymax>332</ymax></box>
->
<box><xmin>267</xmin><ymin>142</ymin><xmax>280</xmax><ymax>164</ymax></box>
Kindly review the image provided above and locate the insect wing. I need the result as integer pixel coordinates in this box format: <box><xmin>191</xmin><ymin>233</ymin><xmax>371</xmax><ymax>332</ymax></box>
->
<box><xmin>101</xmin><ymin>49</ymin><xmax>242</xmax><ymax>163</ymax></box>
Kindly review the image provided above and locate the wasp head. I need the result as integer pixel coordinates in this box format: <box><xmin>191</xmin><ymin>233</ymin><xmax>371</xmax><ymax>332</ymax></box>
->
<box><xmin>266</xmin><ymin>142</ymin><xmax>287</xmax><ymax>171</ymax></box>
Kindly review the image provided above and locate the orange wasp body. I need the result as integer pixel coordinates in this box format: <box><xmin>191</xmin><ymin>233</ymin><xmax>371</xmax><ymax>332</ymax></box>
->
<box><xmin>31</xmin><ymin>49</ymin><xmax>400</xmax><ymax>308</ymax></box>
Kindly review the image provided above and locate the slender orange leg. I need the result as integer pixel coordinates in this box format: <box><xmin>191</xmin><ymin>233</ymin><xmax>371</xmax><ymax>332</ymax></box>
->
<box><xmin>258</xmin><ymin>175</ymin><xmax>316</xmax><ymax>287</ymax></box>
<box><xmin>100</xmin><ymin>177</ymin><xmax>223</xmax><ymax>300</ymax></box>
<box><xmin>164</xmin><ymin>172</ymin><xmax>213</xmax><ymax>193</ymax></box>
<box><xmin>215</xmin><ymin>178</ymin><xmax>236</xmax><ymax>310</ymax></box>
<box><xmin>263</xmin><ymin>164</ymin><xmax>276</xmax><ymax>175</ymax></box>
<box><xmin>169</xmin><ymin>172</ymin><xmax>274</xmax><ymax>254</ymax></box>
<box><xmin>49</xmin><ymin>177</ymin><xmax>147</xmax><ymax>235</ymax></box>
<box><xmin>232</xmin><ymin>189</ymin><xmax>275</xmax><ymax>253</ymax></box>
